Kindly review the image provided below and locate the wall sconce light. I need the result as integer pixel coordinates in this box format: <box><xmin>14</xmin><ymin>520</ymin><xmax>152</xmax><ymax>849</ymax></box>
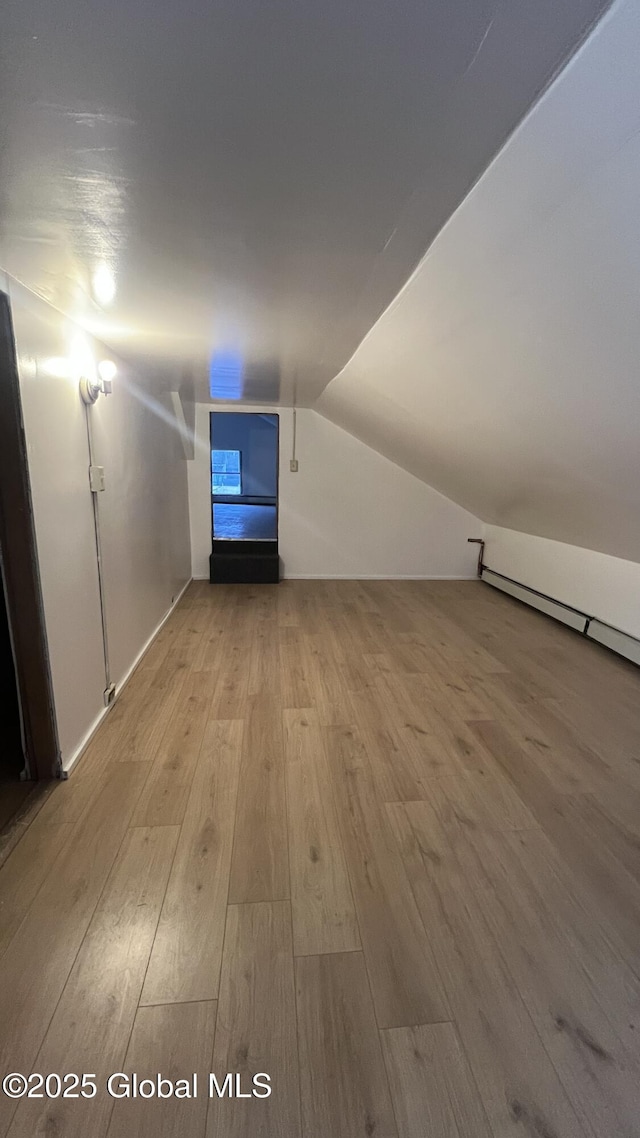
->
<box><xmin>79</xmin><ymin>364</ymin><xmax>115</xmax><ymax>405</ymax></box>
<box><xmin>98</xmin><ymin>359</ymin><xmax>117</xmax><ymax>384</ymax></box>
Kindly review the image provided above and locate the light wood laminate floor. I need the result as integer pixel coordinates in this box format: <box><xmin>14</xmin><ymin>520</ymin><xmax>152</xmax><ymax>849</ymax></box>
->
<box><xmin>1</xmin><ymin>579</ymin><xmax>639</xmax><ymax>1138</ymax></box>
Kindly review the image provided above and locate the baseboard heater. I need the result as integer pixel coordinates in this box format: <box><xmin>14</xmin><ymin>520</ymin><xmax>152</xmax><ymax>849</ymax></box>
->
<box><xmin>481</xmin><ymin>567</ymin><xmax>640</xmax><ymax>667</ymax></box>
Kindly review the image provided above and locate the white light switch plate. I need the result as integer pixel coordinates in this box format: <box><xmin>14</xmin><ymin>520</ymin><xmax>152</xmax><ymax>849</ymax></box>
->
<box><xmin>89</xmin><ymin>465</ymin><xmax>106</xmax><ymax>492</ymax></box>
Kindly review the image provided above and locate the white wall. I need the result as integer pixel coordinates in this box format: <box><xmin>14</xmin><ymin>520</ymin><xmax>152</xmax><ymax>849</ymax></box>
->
<box><xmin>189</xmin><ymin>403</ymin><xmax>480</xmax><ymax>579</ymax></box>
<box><xmin>5</xmin><ymin>275</ymin><xmax>191</xmax><ymax>769</ymax></box>
<box><xmin>317</xmin><ymin>0</ymin><xmax>640</xmax><ymax>566</ymax></box>
<box><xmin>484</xmin><ymin>525</ymin><xmax>640</xmax><ymax>640</ymax></box>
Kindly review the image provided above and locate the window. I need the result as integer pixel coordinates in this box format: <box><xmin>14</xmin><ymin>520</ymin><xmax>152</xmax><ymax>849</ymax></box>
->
<box><xmin>212</xmin><ymin>449</ymin><xmax>242</xmax><ymax>495</ymax></box>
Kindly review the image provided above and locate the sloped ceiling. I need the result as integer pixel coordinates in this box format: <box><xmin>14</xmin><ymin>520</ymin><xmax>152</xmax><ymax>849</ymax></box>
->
<box><xmin>0</xmin><ymin>0</ymin><xmax>610</xmax><ymax>404</ymax></box>
<box><xmin>317</xmin><ymin>0</ymin><xmax>640</xmax><ymax>564</ymax></box>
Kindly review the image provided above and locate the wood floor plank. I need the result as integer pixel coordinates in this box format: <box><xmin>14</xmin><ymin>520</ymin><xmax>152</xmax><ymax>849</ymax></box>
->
<box><xmin>116</xmin><ymin>656</ymin><xmax>190</xmax><ymax>763</ymax></box>
<box><xmin>2</xmin><ymin>579</ymin><xmax>640</xmax><ymax>1137</ymax></box>
<box><xmin>140</xmin><ymin>719</ymin><xmax>243</xmax><ymax>1005</ymax></box>
<box><xmin>494</xmin><ymin>826</ymin><xmax>640</xmax><ymax>1056</ymax></box>
<box><xmin>71</xmin><ymin>689</ymin><xmax>139</xmax><ymax>779</ymax></box>
<box><xmin>326</xmin><ymin>723</ymin><xmax>449</xmax><ymax>1029</ymax></box>
<box><xmin>428</xmin><ymin>767</ymin><xmax>537</xmax><ymax>834</ymax></box>
<box><xmin>247</xmin><ymin>602</ymin><xmax>282</xmax><ymax>700</ymax></box>
<box><xmin>570</xmin><ymin>790</ymin><xmax>640</xmax><ymax>884</ymax></box>
<box><xmin>296</xmin><ymin>951</ymin><xmax>396</xmax><ymax>1138</ymax></box>
<box><xmin>277</xmin><ymin>581</ymin><xmax>301</xmax><ymax>628</ymax></box>
<box><xmin>136</xmin><ymin>599</ymin><xmax>193</xmax><ymax>675</ymax></box>
<box><xmin>206</xmin><ymin>901</ymin><xmax>300</xmax><ymax>1138</ymax></box>
<box><xmin>454</xmin><ymin>824</ymin><xmax>640</xmax><ymax>1138</ymax></box>
<box><xmin>209</xmin><ymin>619</ymin><xmax>252</xmax><ymax>717</ymax></box>
<box><xmin>547</xmin><ymin>691</ymin><xmax>640</xmax><ymax>792</ymax></box>
<box><xmin>302</xmin><ymin>635</ymin><xmax>356</xmax><ymax>726</ymax></box>
<box><xmin>191</xmin><ymin>589</ymin><xmax>238</xmax><ymax>672</ymax></box>
<box><xmin>284</xmin><ymin>709</ymin><xmax>360</xmax><ymax>956</ymax></box>
<box><xmin>0</xmin><ymin>784</ymin><xmax>55</xmax><ymax>868</ymax></box>
<box><xmin>7</xmin><ymin>825</ymin><xmax>179</xmax><ymax>1138</ymax></box>
<box><xmin>399</xmin><ymin>606</ymin><xmax>508</xmax><ymax>677</ymax></box>
<box><xmin>381</xmin><ymin>1022</ymin><xmax>492</xmax><ymax>1138</ymax></box>
<box><xmin>130</xmin><ymin>670</ymin><xmax>214</xmax><ymax>827</ymax></box>
<box><xmin>387</xmin><ymin>800</ymin><xmax>586</xmax><ymax>1138</ymax></box>
<box><xmin>279</xmin><ymin>629</ymin><xmax>313</xmax><ymax>708</ymax></box>
<box><xmin>32</xmin><ymin>768</ymin><xmax>105</xmax><ymax>824</ymax></box>
<box><xmin>471</xmin><ymin>678</ymin><xmax>596</xmax><ymax>795</ymax></box>
<box><xmin>0</xmin><ymin>820</ymin><xmax>73</xmax><ymax>958</ymax></box>
<box><xmin>0</xmin><ymin>761</ymin><xmax>151</xmax><ymax>1134</ymax></box>
<box><xmin>350</xmin><ymin>685</ymin><xmax>428</xmax><ymax>802</ymax></box>
<box><xmin>468</xmin><ymin>718</ymin><xmax>640</xmax><ymax>973</ymax></box>
<box><xmin>0</xmin><ymin>781</ymin><xmax>34</xmax><ymax>832</ymax></box>
<box><xmin>377</xmin><ymin>672</ymin><xmax>490</xmax><ymax>778</ymax></box>
<box><xmin>228</xmin><ymin>695</ymin><xmax>289</xmax><ymax>903</ymax></box>
<box><xmin>106</xmin><ymin>1001</ymin><xmax>216</xmax><ymax>1138</ymax></box>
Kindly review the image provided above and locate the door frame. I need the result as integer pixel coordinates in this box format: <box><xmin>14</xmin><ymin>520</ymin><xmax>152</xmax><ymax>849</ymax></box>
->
<box><xmin>209</xmin><ymin>410</ymin><xmax>280</xmax><ymax>541</ymax></box>
<box><xmin>0</xmin><ymin>291</ymin><xmax>59</xmax><ymax>780</ymax></box>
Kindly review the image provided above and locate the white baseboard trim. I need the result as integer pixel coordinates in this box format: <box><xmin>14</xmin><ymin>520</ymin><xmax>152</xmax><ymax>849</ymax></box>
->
<box><xmin>61</xmin><ymin>705</ymin><xmax>111</xmax><ymax>779</ymax></box>
<box><xmin>282</xmin><ymin>573</ymin><xmax>479</xmax><ymax>581</ymax></box>
<box><xmin>111</xmin><ymin>577</ymin><xmax>193</xmax><ymax>697</ymax></box>
<box><xmin>194</xmin><ymin>573</ymin><xmax>478</xmax><ymax>581</ymax></box>
<box><xmin>62</xmin><ymin>577</ymin><xmax>193</xmax><ymax>776</ymax></box>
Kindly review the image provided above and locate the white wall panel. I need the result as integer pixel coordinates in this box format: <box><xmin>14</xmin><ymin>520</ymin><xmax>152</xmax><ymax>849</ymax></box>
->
<box><xmin>6</xmin><ymin>276</ymin><xmax>191</xmax><ymax>768</ymax></box>
<box><xmin>189</xmin><ymin>403</ymin><xmax>480</xmax><ymax>580</ymax></box>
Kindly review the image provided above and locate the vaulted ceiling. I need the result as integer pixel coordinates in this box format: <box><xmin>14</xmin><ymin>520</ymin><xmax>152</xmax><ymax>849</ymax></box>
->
<box><xmin>1</xmin><ymin>0</ymin><xmax>611</xmax><ymax>404</ymax></box>
<box><xmin>318</xmin><ymin>0</ymin><xmax>640</xmax><ymax>562</ymax></box>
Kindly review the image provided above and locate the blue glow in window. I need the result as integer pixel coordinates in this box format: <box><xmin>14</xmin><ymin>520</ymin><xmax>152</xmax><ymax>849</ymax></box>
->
<box><xmin>212</xmin><ymin>449</ymin><xmax>242</xmax><ymax>495</ymax></box>
<box><xmin>209</xmin><ymin>350</ymin><xmax>244</xmax><ymax>400</ymax></box>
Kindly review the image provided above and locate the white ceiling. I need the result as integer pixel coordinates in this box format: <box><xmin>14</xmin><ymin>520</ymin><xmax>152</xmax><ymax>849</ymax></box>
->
<box><xmin>317</xmin><ymin>0</ymin><xmax>640</xmax><ymax>562</ymax></box>
<box><xmin>0</xmin><ymin>0</ymin><xmax>610</xmax><ymax>404</ymax></box>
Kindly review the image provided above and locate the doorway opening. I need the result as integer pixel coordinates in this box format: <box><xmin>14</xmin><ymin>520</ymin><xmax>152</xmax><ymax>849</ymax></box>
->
<box><xmin>0</xmin><ymin>575</ymin><xmax>29</xmax><ymax>828</ymax></box>
<box><xmin>0</xmin><ymin>291</ymin><xmax>59</xmax><ymax>831</ymax></box>
<box><xmin>210</xmin><ymin>413</ymin><xmax>279</xmax><ymax>542</ymax></box>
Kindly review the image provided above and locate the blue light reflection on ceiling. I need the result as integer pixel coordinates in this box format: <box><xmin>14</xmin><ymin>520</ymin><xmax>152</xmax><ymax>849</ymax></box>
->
<box><xmin>209</xmin><ymin>349</ymin><xmax>244</xmax><ymax>400</ymax></box>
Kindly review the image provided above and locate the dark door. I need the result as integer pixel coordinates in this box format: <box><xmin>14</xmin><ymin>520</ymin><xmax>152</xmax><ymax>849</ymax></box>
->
<box><xmin>0</xmin><ymin>290</ymin><xmax>59</xmax><ymax>812</ymax></box>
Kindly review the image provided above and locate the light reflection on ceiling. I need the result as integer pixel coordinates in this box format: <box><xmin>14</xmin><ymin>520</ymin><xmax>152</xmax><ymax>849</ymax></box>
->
<box><xmin>209</xmin><ymin>349</ymin><xmax>244</xmax><ymax>401</ymax></box>
<box><xmin>0</xmin><ymin>0</ymin><xmax>612</xmax><ymax>405</ymax></box>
